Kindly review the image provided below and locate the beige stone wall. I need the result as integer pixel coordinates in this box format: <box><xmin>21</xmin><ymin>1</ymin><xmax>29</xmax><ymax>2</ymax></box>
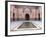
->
<box><xmin>10</xmin><ymin>5</ymin><xmax>42</xmax><ymax>20</ymax></box>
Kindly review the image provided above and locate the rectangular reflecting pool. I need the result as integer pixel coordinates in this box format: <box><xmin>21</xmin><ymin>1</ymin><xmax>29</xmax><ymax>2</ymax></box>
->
<box><xmin>18</xmin><ymin>22</ymin><xmax>37</xmax><ymax>29</ymax></box>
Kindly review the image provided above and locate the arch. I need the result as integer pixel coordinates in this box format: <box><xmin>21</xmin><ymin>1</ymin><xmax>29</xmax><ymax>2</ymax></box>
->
<box><xmin>13</xmin><ymin>13</ymin><xmax>15</xmax><ymax>21</ymax></box>
<box><xmin>25</xmin><ymin>14</ymin><xmax>30</xmax><ymax>20</ymax></box>
<box><xmin>38</xmin><ymin>13</ymin><xmax>40</xmax><ymax>20</ymax></box>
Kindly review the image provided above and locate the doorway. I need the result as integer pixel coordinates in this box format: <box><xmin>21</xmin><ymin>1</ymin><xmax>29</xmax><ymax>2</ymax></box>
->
<box><xmin>13</xmin><ymin>13</ymin><xmax>15</xmax><ymax>21</ymax></box>
<box><xmin>25</xmin><ymin>14</ymin><xmax>30</xmax><ymax>20</ymax></box>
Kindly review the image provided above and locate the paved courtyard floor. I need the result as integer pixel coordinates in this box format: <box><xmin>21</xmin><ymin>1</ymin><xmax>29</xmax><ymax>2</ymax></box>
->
<box><xmin>10</xmin><ymin>20</ymin><xmax>42</xmax><ymax>31</ymax></box>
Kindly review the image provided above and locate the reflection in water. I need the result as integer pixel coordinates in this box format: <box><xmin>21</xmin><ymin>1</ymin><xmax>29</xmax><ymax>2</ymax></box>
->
<box><xmin>18</xmin><ymin>22</ymin><xmax>37</xmax><ymax>29</ymax></box>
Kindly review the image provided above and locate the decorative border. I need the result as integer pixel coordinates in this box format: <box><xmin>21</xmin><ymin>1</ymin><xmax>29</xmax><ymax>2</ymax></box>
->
<box><xmin>5</xmin><ymin>1</ymin><xmax>45</xmax><ymax>36</ymax></box>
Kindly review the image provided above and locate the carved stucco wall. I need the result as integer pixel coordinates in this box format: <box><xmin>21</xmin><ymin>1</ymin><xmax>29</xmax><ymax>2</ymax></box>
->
<box><xmin>10</xmin><ymin>5</ymin><xmax>42</xmax><ymax>20</ymax></box>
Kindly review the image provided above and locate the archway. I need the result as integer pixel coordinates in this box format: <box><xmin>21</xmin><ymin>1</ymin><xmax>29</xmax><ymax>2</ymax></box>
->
<box><xmin>13</xmin><ymin>13</ymin><xmax>15</xmax><ymax>21</ymax></box>
<box><xmin>25</xmin><ymin>14</ymin><xmax>30</xmax><ymax>20</ymax></box>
